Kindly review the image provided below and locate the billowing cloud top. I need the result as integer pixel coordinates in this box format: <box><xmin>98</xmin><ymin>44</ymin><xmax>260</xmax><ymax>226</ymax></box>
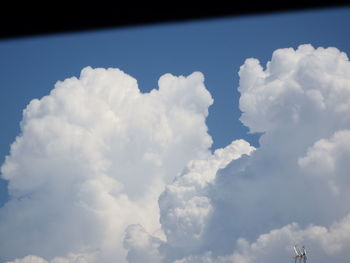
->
<box><xmin>239</xmin><ymin>45</ymin><xmax>350</xmax><ymax>133</ymax></box>
<box><xmin>124</xmin><ymin>44</ymin><xmax>350</xmax><ymax>263</ymax></box>
<box><xmin>2</xmin><ymin>44</ymin><xmax>350</xmax><ymax>263</ymax></box>
<box><xmin>0</xmin><ymin>67</ymin><xmax>213</xmax><ymax>262</ymax></box>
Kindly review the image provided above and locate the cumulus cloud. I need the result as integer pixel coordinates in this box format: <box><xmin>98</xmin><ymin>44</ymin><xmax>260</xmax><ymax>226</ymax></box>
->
<box><xmin>123</xmin><ymin>139</ymin><xmax>254</xmax><ymax>262</ymax></box>
<box><xmin>5</xmin><ymin>255</ymin><xmax>49</xmax><ymax>263</ymax></box>
<box><xmin>125</xmin><ymin>44</ymin><xmax>350</xmax><ymax>263</ymax></box>
<box><xmin>5</xmin><ymin>253</ymin><xmax>96</xmax><ymax>263</ymax></box>
<box><xmin>298</xmin><ymin>129</ymin><xmax>350</xmax><ymax>197</ymax></box>
<box><xmin>239</xmin><ymin>44</ymin><xmax>350</xmax><ymax>133</ymax></box>
<box><xmin>159</xmin><ymin>140</ymin><xmax>254</xmax><ymax>252</ymax></box>
<box><xmin>123</xmin><ymin>224</ymin><xmax>163</xmax><ymax>263</ymax></box>
<box><xmin>176</xmin><ymin>213</ymin><xmax>350</xmax><ymax>263</ymax></box>
<box><xmin>2</xmin><ymin>44</ymin><xmax>350</xmax><ymax>263</ymax></box>
<box><xmin>0</xmin><ymin>67</ymin><xmax>213</xmax><ymax>262</ymax></box>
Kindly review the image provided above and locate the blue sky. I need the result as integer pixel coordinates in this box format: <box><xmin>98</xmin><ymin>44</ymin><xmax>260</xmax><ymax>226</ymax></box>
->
<box><xmin>1</xmin><ymin>6</ymin><xmax>350</xmax><ymax>213</ymax></box>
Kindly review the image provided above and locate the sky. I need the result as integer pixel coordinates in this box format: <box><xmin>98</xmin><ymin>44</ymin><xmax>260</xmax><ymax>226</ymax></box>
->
<box><xmin>0</xmin><ymin>6</ymin><xmax>350</xmax><ymax>263</ymax></box>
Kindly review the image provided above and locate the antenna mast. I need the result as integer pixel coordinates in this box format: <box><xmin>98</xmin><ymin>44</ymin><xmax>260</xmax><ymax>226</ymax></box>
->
<box><xmin>293</xmin><ymin>245</ymin><xmax>307</xmax><ymax>263</ymax></box>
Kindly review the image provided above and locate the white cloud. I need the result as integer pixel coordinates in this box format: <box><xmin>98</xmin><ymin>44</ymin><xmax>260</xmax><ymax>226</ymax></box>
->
<box><xmin>125</xmin><ymin>44</ymin><xmax>350</xmax><ymax>263</ymax></box>
<box><xmin>123</xmin><ymin>224</ymin><xmax>163</xmax><ymax>263</ymax></box>
<box><xmin>176</xmin><ymin>213</ymin><xmax>350</xmax><ymax>263</ymax></box>
<box><xmin>124</xmin><ymin>139</ymin><xmax>255</xmax><ymax>262</ymax></box>
<box><xmin>238</xmin><ymin>44</ymin><xmax>350</xmax><ymax>133</ymax></box>
<box><xmin>0</xmin><ymin>67</ymin><xmax>213</xmax><ymax>262</ymax></box>
<box><xmin>5</xmin><ymin>253</ymin><xmax>96</xmax><ymax>263</ymax></box>
<box><xmin>5</xmin><ymin>255</ymin><xmax>49</xmax><ymax>263</ymax></box>
<box><xmin>158</xmin><ymin>140</ymin><xmax>254</xmax><ymax>248</ymax></box>
<box><xmin>298</xmin><ymin>129</ymin><xmax>350</xmax><ymax>197</ymax></box>
<box><xmin>3</xmin><ymin>44</ymin><xmax>350</xmax><ymax>263</ymax></box>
